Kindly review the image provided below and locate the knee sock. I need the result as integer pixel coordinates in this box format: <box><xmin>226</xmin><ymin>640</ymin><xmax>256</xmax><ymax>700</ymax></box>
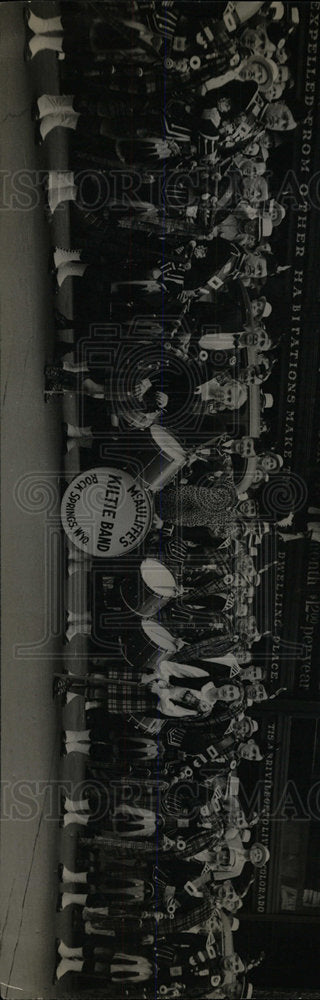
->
<box><xmin>48</xmin><ymin>185</ymin><xmax>77</xmax><ymax>215</ymax></box>
<box><xmin>63</xmin><ymin>812</ymin><xmax>89</xmax><ymax>828</ymax></box>
<box><xmin>58</xmin><ymin>941</ymin><xmax>84</xmax><ymax>959</ymax></box>
<box><xmin>29</xmin><ymin>35</ymin><xmax>64</xmax><ymax>58</ymax></box>
<box><xmin>61</xmin><ymin>891</ymin><xmax>87</xmax><ymax>908</ymax></box>
<box><xmin>65</xmin><ymin>729</ymin><xmax>90</xmax><ymax>742</ymax></box>
<box><xmin>54</xmin><ymin>248</ymin><xmax>82</xmax><ymax>268</ymax></box>
<box><xmin>56</xmin><ymin>262</ymin><xmax>88</xmax><ymax>288</ymax></box>
<box><xmin>67</xmin><ymin>611</ymin><xmax>91</xmax><ymax>624</ymax></box>
<box><xmin>64</xmin><ymin>795</ymin><xmax>90</xmax><ymax>813</ymax></box>
<box><xmin>66</xmin><ymin>438</ymin><xmax>76</xmax><ymax>453</ymax></box>
<box><xmin>62</xmin><ymin>360</ymin><xmax>89</xmax><ymax>374</ymax></box>
<box><xmin>40</xmin><ymin>111</ymin><xmax>79</xmax><ymax>141</ymax></box>
<box><xmin>49</xmin><ymin>170</ymin><xmax>75</xmax><ymax>190</ymax></box>
<box><xmin>67</xmin><ymin>423</ymin><xmax>92</xmax><ymax>438</ymax></box>
<box><xmin>37</xmin><ymin>94</ymin><xmax>75</xmax><ymax>118</ymax></box>
<box><xmin>66</xmin><ymin>742</ymin><xmax>90</xmax><ymax>756</ymax></box>
<box><xmin>61</xmin><ymin>867</ymin><xmax>88</xmax><ymax>885</ymax></box>
<box><xmin>66</xmin><ymin>623</ymin><xmax>92</xmax><ymax>642</ymax></box>
<box><xmin>68</xmin><ymin>557</ymin><xmax>92</xmax><ymax>577</ymax></box>
<box><xmin>56</xmin><ymin>957</ymin><xmax>84</xmax><ymax>979</ymax></box>
<box><xmin>28</xmin><ymin>11</ymin><xmax>63</xmax><ymax>33</ymax></box>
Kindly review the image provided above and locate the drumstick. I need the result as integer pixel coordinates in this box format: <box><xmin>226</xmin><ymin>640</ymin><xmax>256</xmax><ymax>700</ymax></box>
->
<box><xmin>258</xmin><ymin>561</ymin><xmax>277</xmax><ymax>575</ymax></box>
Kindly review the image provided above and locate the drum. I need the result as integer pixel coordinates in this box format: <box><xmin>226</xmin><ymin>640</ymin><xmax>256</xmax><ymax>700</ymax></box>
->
<box><xmin>139</xmin><ymin>425</ymin><xmax>187</xmax><ymax>494</ymax></box>
<box><xmin>123</xmin><ymin>619</ymin><xmax>177</xmax><ymax>670</ymax></box>
<box><xmin>120</xmin><ymin>558</ymin><xmax>180</xmax><ymax>617</ymax></box>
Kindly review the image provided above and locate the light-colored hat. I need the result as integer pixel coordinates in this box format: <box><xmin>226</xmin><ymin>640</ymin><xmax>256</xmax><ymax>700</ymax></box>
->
<box><xmin>263</xmin><ymin>393</ymin><xmax>274</xmax><ymax>408</ymax></box>
<box><xmin>245</xmin><ymin>54</ymin><xmax>279</xmax><ymax>92</ymax></box>
<box><xmin>250</xmin><ymin>843</ymin><xmax>270</xmax><ymax>867</ymax></box>
<box><xmin>242</xmin><ymin>829</ymin><xmax>251</xmax><ymax>843</ymax></box>
<box><xmin>254</xmin><ymin>295</ymin><xmax>272</xmax><ymax>319</ymax></box>
<box><xmin>267</xmin><ymin>198</ymin><xmax>286</xmax><ymax>227</ymax></box>
<box><xmin>242</xmin><ymin>717</ymin><xmax>259</xmax><ymax>737</ymax></box>
<box><xmin>262</xmin><ymin>300</ymin><xmax>272</xmax><ymax>318</ymax></box>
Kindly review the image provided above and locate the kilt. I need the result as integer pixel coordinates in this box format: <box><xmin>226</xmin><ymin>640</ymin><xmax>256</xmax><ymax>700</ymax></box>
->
<box><xmin>163</xmin><ymin>818</ymin><xmax>224</xmax><ymax>860</ymax></box>
<box><xmin>87</xmin><ymin>682</ymin><xmax>157</xmax><ymax>714</ymax></box>
<box><xmin>80</xmin><ymin>833</ymin><xmax>160</xmax><ymax>856</ymax></box>
<box><xmin>155</xmin><ymin>890</ymin><xmax>218</xmax><ymax>937</ymax></box>
<box><xmin>172</xmin><ymin>633</ymin><xmax>234</xmax><ymax>662</ymax></box>
<box><xmin>88</xmin><ymin>667</ymin><xmax>143</xmax><ymax>684</ymax></box>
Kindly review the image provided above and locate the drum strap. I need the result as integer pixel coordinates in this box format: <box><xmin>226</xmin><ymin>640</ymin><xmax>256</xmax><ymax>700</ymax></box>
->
<box><xmin>173</xmin><ymin>633</ymin><xmax>233</xmax><ymax>663</ymax></box>
<box><xmin>128</xmin><ymin>715</ymin><xmax>165</xmax><ymax>735</ymax></box>
<box><xmin>185</xmin><ymin>579</ymin><xmax>226</xmax><ymax>600</ymax></box>
<box><xmin>205</xmin><ymin>252</ymin><xmax>239</xmax><ymax>292</ymax></box>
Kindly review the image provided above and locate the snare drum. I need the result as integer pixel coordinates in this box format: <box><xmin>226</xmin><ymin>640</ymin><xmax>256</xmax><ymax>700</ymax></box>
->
<box><xmin>120</xmin><ymin>558</ymin><xmax>180</xmax><ymax>617</ymax></box>
<box><xmin>139</xmin><ymin>426</ymin><xmax>186</xmax><ymax>494</ymax></box>
<box><xmin>123</xmin><ymin>619</ymin><xmax>177</xmax><ymax>669</ymax></box>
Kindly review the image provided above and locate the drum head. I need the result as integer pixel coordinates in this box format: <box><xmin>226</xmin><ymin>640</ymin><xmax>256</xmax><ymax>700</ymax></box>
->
<box><xmin>151</xmin><ymin>425</ymin><xmax>185</xmax><ymax>460</ymax></box>
<box><xmin>141</xmin><ymin>558</ymin><xmax>176</xmax><ymax>596</ymax></box>
<box><xmin>142</xmin><ymin>619</ymin><xmax>176</xmax><ymax>652</ymax></box>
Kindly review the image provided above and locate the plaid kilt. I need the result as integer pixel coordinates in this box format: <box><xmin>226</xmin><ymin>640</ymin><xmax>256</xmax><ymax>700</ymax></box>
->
<box><xmin>172</xmin><ymin>632</ymin><xmax>234</xmax><ymax>662</ymax></box>
<box><xmin>80</xmin><ymin>833</ymin><xmax>160</xmax><ymax>856</ymax></box>
<box><xmin>78</xmin><ymin>817</ymin><xmax>223</xmax><ymax>859</ymax></box>
<box><xmin>156</xmin><ymin>890</ymin><xmax>217</xmax><ymax>938</ymax></box>
<box><xmin>88</xmin><ymin>682</ymin><xmax>156</xmax><ymax>714</ymax></box>
<box><xmin>88</xmin><ymin>667</ymin><xmax>143</xmax><ymax>684</ymax></box>
<box><xmin>164</xmin><ymin>818</ymin><xmax>224</xmax><ymax>860</ymax></box>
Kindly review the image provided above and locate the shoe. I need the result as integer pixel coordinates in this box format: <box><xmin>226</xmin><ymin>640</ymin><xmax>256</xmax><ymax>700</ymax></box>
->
<box><xmin>60</xmin><ymin>792</ymin><xmax>67</xmax><ymax>815</ymax></box>
<box><xmin>61</xmin><ymin>421</ymin><xmax>69</xmax><ymax>456</ymax></box>
<box><xmin>53</xmin><ymin>938</ymin><xmax>61</xmax><ymax>982</ymax></box>
<box><xmin>53</xmin><ymin>675</ymin><xmax>67</xmax><ymax>698</ymax></box>
<box><xmin>31</xmin><ymin>98</ymin><xmax>40</xmax><ymax>121</ymax></box>
<box><xmin>23</xmin><ymin>5</ymin><xmax>31</xmax><ymax>29</ymax></box>
<box><xmin>52</xmin><ymin>948</ymin><xmax>60</xmax><ymax>986</ymax></box>
<box><xmin>41</xmin><ymin>173</ymin><xmax>49</xmax><ymax>194</ymax></box>
<box><xmin>43</xmin><ymin>202</ymin><xmax>54</xmax><ymax>223</ymax></box>
<box><xmin>23</xmin><ymin>37</ymin><xmax>33</xmax><ymax>62</ymax></box>
<box><xmin>59</xmin><ymin>477</ymin><xmax>69</xmax><ymax>498</ymax></box>
<box><xmin>48</xmin><ymin>247</ymin><xmax>57</xmax><ymax>276</ymax></box>
<box><xmin>34</xmin><ymin>122</ymin><xmax>43</xmax><ymax>147</ymax></box>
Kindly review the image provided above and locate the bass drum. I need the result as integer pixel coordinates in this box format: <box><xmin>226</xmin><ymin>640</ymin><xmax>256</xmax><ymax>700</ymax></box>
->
<box><xmin>123</xmin><ymin>619</ymin><xmax>177</xmax><ymax>670</ymax></box>
<box><xmin>138</xmin><ymin>425</ymin><xmax>187</xmax><ymax>494</ymax></box>
<box><xmin>120</xmin><ymin>557</ymin><xmax>180</xmax><ymax>617</ymax></box>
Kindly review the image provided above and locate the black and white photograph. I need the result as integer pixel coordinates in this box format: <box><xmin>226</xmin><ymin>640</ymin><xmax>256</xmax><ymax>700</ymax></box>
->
<box><xmin>1</xmin><ymin>2</ymin><xmax>320</xmax><ymax>998</ymax></box>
